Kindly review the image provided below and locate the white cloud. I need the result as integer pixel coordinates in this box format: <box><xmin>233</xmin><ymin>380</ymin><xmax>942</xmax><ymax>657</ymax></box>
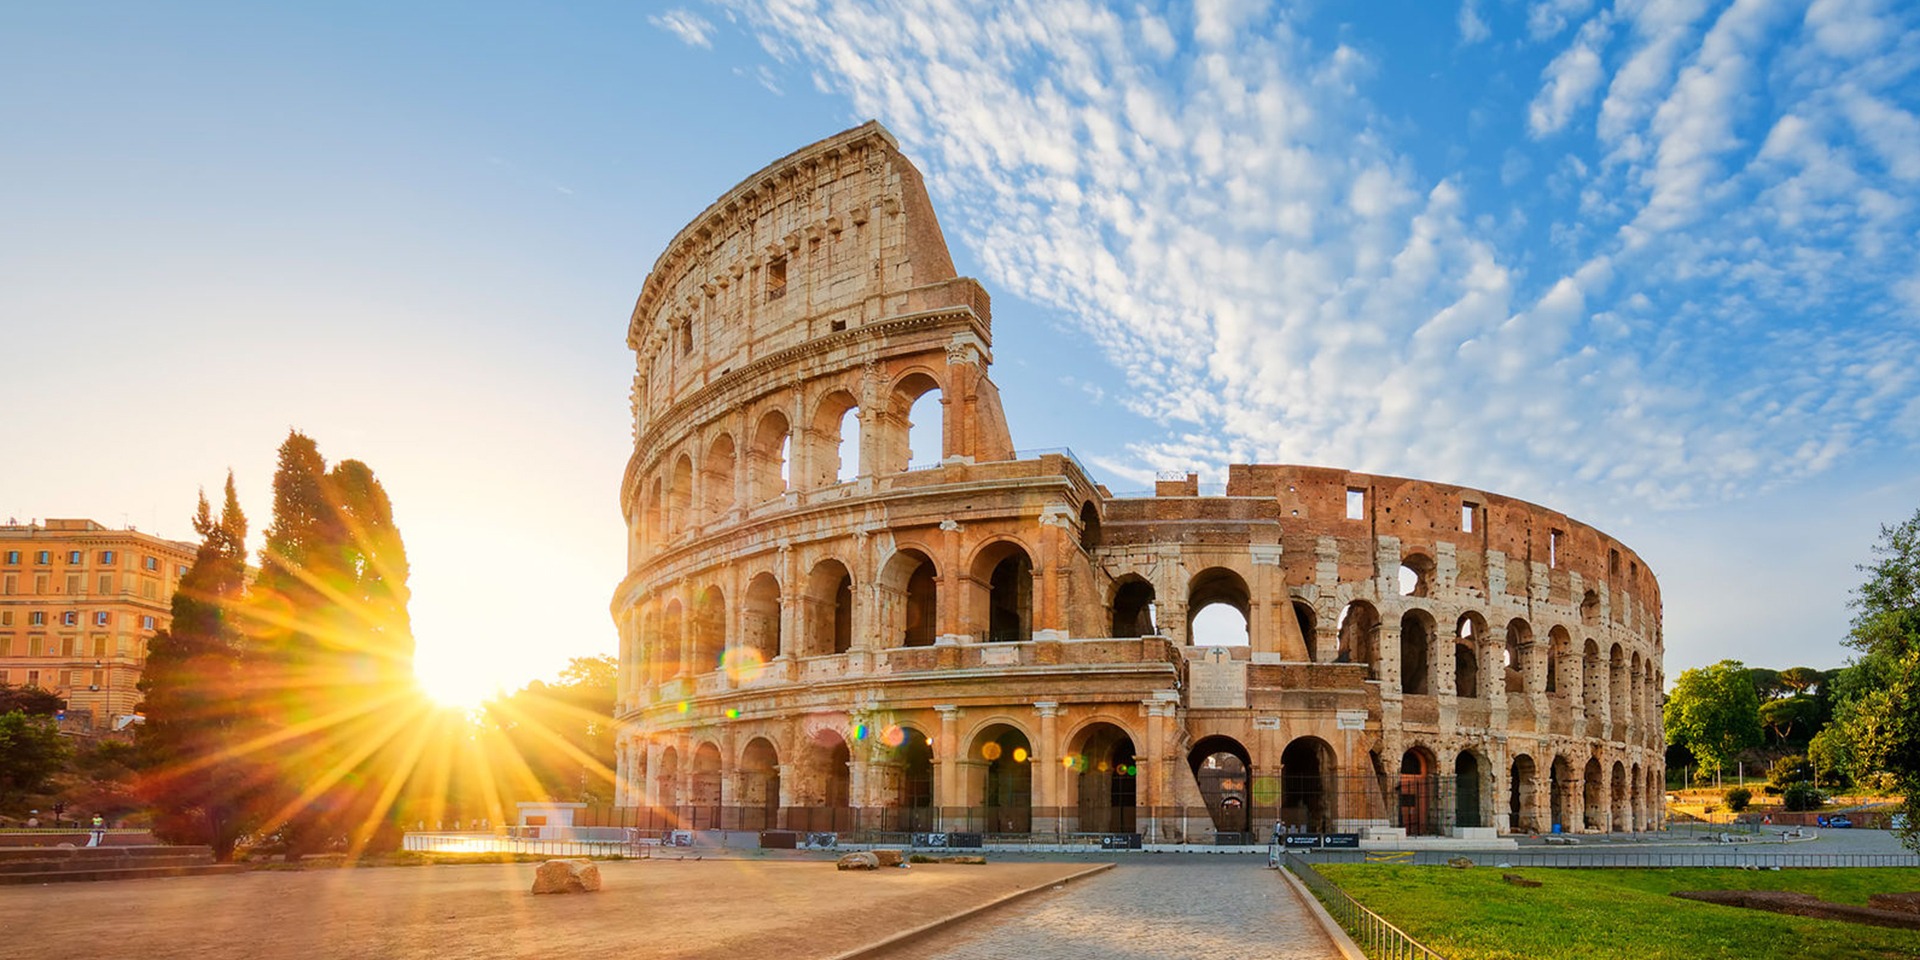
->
<box><xmin>1459</xmin><ymin>0</ymin><xmax>1492</xmax><ymax>44</ymax></box>
<box><xmin>1530</xmin><ymin>15</ymin><xmax>1613</xmax><ymax>136</ymax></box>
<box><xmin>716</xmin><ymin>0</ymin><xmax>1920</xmax><ymax>512</ymax></box>
<box><xmin>1528</xmin><ymin>0</ymin><xmax>1598</xmax><ymax>41</ymax></box>
<box><xmin>650</xmin><ymin>8</ymin><xmax>717</xmax><ymax>48</ymax></box>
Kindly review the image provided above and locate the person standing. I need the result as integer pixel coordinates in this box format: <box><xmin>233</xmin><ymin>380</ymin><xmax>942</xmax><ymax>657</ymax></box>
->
<box><xmin>87</xmin><ymin>814</ymin><xmax>105</xmax><ymax>847</ymax></box>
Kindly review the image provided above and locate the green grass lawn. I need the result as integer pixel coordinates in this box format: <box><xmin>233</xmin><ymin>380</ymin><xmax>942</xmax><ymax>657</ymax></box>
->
<box><xmin>1314</xmin><ymin>864</ymin><xmax>1920</xmax><ymax>960</ymax></box>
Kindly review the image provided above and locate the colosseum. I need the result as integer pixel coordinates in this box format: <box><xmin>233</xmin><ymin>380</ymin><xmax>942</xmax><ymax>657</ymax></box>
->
<box><xmin>609</xmin><ymin>122</ymin><xmax>1665</xmax><ymax>845</ymax></box>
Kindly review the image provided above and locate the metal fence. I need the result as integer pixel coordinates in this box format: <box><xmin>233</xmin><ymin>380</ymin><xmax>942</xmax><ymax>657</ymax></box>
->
<box><xmin>1284</xmin><ymin>854</ymin><xmax>1446</xmax><ymax>960</ymax></box>
<box><xmin>1289</xmin><ymin>848</ymin><xmax>1920</xmax><ymax>869</ymax></box>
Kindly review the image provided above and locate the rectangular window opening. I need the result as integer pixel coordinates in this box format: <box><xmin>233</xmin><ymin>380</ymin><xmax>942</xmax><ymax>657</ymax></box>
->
<box><xmin>1550</xmin><ymin>529</ymin><xmax>1563</xmax><ymax>569</ymax></box>
<box><xmin>1460</xmin><ymin>502</ymin><xmax>1476</xmax><ymax>532</ymax></box>
<box><xmin>766</xmin><ymin>257</ymin><xmax>787</xmax><ymax>300</ymax></box>
<box><xmin>1345</xmin><ymin>488</ymin><xmax>1365</xmax><ymax>521</ymax></box>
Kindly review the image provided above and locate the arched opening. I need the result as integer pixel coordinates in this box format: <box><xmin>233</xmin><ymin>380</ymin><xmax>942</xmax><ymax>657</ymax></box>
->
<box><xmin>670</xmin><ymin>454</ymin><xmax>693</xmax><ymax>532</ymax></box>
<box><xmin>972</xmin><ymin>724</ymin><xmax>1033</xmax><ymax>834</ymax></box>
<box><xmin>701</xmin><ymin>433</ymin><xmax>736</xmax><ymax>520</ymax></box>
<box><xmin>1455</xmin><ymin>752</ymin><xmax>1482</xmax><ymax>828</ymax></box>
<box><xmin>691</xmin><ymin>742</ymin><xmax>722</xmax><ymax>828</ymax></box>
<box><xmin>1399</xmin><ymin>612</ymin><xmax>1432</xmax><ymax>695</ymax></box>
<box><xmin>1189</xmin><ymin>567</ymin><xmax>1251</xmax><ymax>646</ymax></box>
<box><xmin>739</xmin><ymin>738</ymin><xmax>780</xmax><ymax>831</ymax></box>
<box><xmin>1610</xmin><ymin>643</ymin><xmax>1628</xmax><ymax>723</ymax></box>
<box><xmin>1550</xmin><ymin>756</ymin><xmax>1573</xmax><ymax>832</ymax></box>
<box><xmin>890</xmin><ymin>372</ymin><xmax>944</xmax><ymax>471</ymax></box>
<box><xmin>972</xmin><ymin>542</ymin><xmax>1033</xmax><ymax>642</ymax></box>
<box><xmin>1546</xmin><ymin>626</ymin><xmax>1571</xmax><ymax>694</ymax></box>
<box><xmin>743</xmin><ymin>573</ymin><xmax>782</xmax><ymax>662</ymax></box>
<box><xmin>1504</xmin><ymin>619</ymin><xmax>1531</xmax><ymax>693</ymax></box>
<box><xmin>795</xmin><ymin>729</ymin><xmax>853</xmax><ymax>833</ymax></box>
<box><xmin>1612</xmin><ymin>760</ymin><xmax>1630</xmax><ymax>832</ymax></box>
<box><xmin>645</xmin><ymin>477</ymin><xmax>663</xmax><ymax>549</ymax></box>
<box><xmin>812</xmin><ymin>390</ymin><xmax>861</xmax><ymax>485</ymax></box>
<box><xmin>1398</xmin><ymin>748</ymin><xmax>1442</xmax><ymax>835</ymax></box>
<box><xmin>660</xmin><ymin>601</ymin><xmax>684</xmax><ymax>680</ymax></box>
<box><xmin>691</xmin><ymin>585</ymin><xmax>726</xmax><ymax>675</ymax></box>
<box><xmin>1630</xmin><ymin>761</ymin><xmax>1644</xmax><ymax>832</ymax></box>
<box><xmin>886</xmin><ymin>725</ymin><xmax>936</xmax><ymax>832</ymax></box>
<box><xmin>1455</xmin><ymin>613</ymin><xmax>1485</xmax><ymax>698</ymax></box>
<box><xmin>1189</xmin><ymin>735</ymin><xmax>1252</xmax><ymax>838</ymax></box>
<box><xmin>1583</xmin><ymin>757</ymin><xmax>1605</xmax><ymax>831</ymax></box>
<box><xmin>803</xmin><ymin>559</ymin><xmax>854</xmax><ymax>656</ymax></box>
<box><xmin>1509</xmin><ymin>754</ymin><xmax>1537</xmax><ymax>834</ymax></box>
<box><xmin>879</xmin><ymin>549</ymin><xmax>938</xmax><ymax>647</ymax></box>
<box><xmin>1580</xmin><ymin>589</ymin><xmax>1600</xmax><ymax>625</ymax></box>
<box><xmin>1110</xmin><ymin>577</ymin><xmax>1157</xmax><ymax>638</ymax></box>
<box><xmin>1398</xmin><ymin>554</ymin><xmax>1434</xmax><ymax>597</ymax></box>
<box><xmin>1337</xmin><ymin>601</ymin><xmax>1379</xmax><ymax>679</ymax></box>
<box><xmin>1292</xmin><ymin>600</ymin><xmax>1318</xmax><ymax>661</ymax></box>
<box><xmin>1583</xmin><ymin>639</ymin><xmax>1604</xmax><ymax>719</ymax></box>
<box><xmin>1068</xmin><ymin>722</ymin><xmax>1137</xmax><ymax>834</ymax></box>
<box><xmin>1078</xmin><ymin>502</ymin><xmax>1101</xmax><ymax>552</ymax></box>
<box><xmin>656</xmin><ymin>747</ymin><xmax>680</xmax><ymax>807</ymax></box>
<box><xmin>1280</xmin><ymin>737</ymin><xmax>1337</xmax><ymax>834</ymax></box>
<box><xmin>750</xmin><ymin>410</ymin><xmax>791</xmax><ymax>503</ymax></box>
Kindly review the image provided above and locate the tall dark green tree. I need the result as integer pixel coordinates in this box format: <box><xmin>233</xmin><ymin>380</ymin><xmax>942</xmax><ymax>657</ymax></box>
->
<box><xmin>134</xmin><ymin>475</ymin><xmax>262</xmax><ymax>860</ymax></box>
<box><xmin>1828</xmin><ymin>509</ymin><xmax>1920</xmax><ymax>849</ymax></box>
<box><xmin>1664</xmin><ymin>659</ymin><xmax>1764</xmax><ymax>775</ymax></box>
<box><xmin>246</xmin><ymin>431</ymin><xmax>418</xmax><ymax>856</ymax></box>
<box><xmin>0</xmin><ymin>711</ymin><xmax>67</xmax><ymax>808</ymax></box>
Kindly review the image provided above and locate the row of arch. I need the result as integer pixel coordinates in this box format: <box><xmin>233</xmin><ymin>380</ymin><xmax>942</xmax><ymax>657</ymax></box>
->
<box><xmin>636</xmin><ymin>372</ymin><xmax>947</xmax><ymax>547</ymax></box>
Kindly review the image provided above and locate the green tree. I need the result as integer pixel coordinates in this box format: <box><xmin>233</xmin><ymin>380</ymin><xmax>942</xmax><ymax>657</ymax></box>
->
<box><xmin>0</xmin><ymin>711</ymin><xmax>69</xmax><ymax>807</ymax></box>
<box><xmin>482</xmin><ymin>655</ymin><xmax>618</xmax><ymax>804</ymax></box>
<box><xmin>1665</xmin><ymin>659</ymin><xmax>1764</xmax><ymax>775</ymax></box>
<box><xmin>1768</xmin><ymin>754</ymin><xmax>1814</xmax><ymax>786</ymax></box>
<box><xmin>134</xmin><ymin>476</ymin><xmax>263</xmax><ymax>860</ymax></box>
<box><xmin>246</xmin><ymin>432</ymin><xmax>418</xmax><ymax>857</ymax></box>
<box><xmin>1830</xmin><ymin>509</ymin><xmax>1920</xmax><ymax>850</ymax></box>
<box><xmin>1746</xmin><ymin>667</ymin><xmax>1785</xmax><ymax>701</ymax></box>
<box><xmin>0</xmin><ymin>683</ymin><xmax>64</xmax><ymax>716</ymax></box>
<box><xmin>1759</xmin><ymin>696</ymin><xmax>1822</xmax><ymax>744</ymax></box>
<box><xmin>1778</xmin><ymin>666</ymin><xmax>1826</xmax><ymax>696</ymax></box>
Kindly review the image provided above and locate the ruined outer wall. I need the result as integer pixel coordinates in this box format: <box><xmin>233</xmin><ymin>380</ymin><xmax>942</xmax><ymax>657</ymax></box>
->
<box><xmin>610</xmin><ymin>123</ymin><xmax>1664</xmax><ymax>840</ymax></box>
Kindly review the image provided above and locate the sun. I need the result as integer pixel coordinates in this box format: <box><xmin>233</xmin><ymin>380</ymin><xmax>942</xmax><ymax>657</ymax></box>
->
<box><xmin>413</xmin><ymin>657</ymin><xmax>502</xmax><ymax>709</ymax></box>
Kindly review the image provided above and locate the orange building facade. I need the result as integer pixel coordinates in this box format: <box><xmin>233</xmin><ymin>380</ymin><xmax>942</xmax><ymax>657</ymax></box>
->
<box><xmin>0</xmin><ymin>519</ymin><xmax>196</xmax><ymax>729</ymax></box>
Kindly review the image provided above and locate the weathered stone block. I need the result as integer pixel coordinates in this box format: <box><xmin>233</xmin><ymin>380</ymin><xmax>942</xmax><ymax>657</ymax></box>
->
<box><xmin>531</xmin><ymin>859</ymin><xmax>601</xmax><ymax>894</ymax></box>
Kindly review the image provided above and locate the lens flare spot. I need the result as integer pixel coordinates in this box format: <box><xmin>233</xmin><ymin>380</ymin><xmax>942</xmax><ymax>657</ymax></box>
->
<box><xmin>1097</xmin><ymin>760</ymin><xmax>1110</xmax><ymax>773</ymax></box>
<box><xmin>722</xmin><ymin>647</ymin><xmax>767</xmax><ymax>683</ymax></box>
<box><xmin>725</xmin><ymin>707</ymin><xmax>741</xmax><ymax>719</ymax></box>
<box><xmin>980</xmin><ymin>742</ymin><xmax>1003</xmax><ymax>761</ymax></box>
<box><xmin>881</xmin><ymin>725</ymin><xmax>907</xmax><ymax>748</ymax></box>
<box><xmin>1012</xmin><ymin>746</ymin><xmax>1029</xmax><ymax>763</ymax></box>
<box><xmin>853</xmin><ymin>723</ymin><xmax>869</xmax><ymax>741</ymax></box>
<box><xmin>676</xmin><ymin>701</ymin><xmax>690</xmax><ymax>714</ymax></box>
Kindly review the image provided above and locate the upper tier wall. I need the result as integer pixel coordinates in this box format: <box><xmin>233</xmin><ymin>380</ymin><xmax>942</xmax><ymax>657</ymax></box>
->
<box><xmin>627</xmin><ymin>122</ymin><xmax>966</xmax><ymax>438</ymax></box>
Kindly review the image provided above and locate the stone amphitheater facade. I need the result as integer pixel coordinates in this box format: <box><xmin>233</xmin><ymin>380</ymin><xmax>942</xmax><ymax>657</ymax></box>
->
<box><xmin>609</xmin><ymin>122</ymin><xmax>1665</xmax><ymax>842</ymax></box>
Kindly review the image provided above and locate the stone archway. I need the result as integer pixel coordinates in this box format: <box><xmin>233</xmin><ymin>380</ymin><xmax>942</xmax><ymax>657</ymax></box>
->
<box><xmin>1280</xmin><ymin>737</ymin><xmax>1338</xmax><ymax>834</ymax></box>
<box><xmin>1067</xmin><ymin>722</ymin><xmax>1138</xmax><ymax>834</ymax></box>
<box><xmin>1189</xmin><ymin>735</ymin><xmax>1252</xmax><ymax>839</ymax></box>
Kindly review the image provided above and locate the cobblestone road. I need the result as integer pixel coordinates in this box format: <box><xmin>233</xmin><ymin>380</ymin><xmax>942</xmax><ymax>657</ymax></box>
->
<box><xmin>882</xmin><ymin>858</ymin><xmax>1340</xmax><ymax>960</ymax></box>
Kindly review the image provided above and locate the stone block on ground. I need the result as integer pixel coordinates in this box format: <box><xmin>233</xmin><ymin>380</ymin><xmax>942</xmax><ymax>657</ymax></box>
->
<box><xmin>1446</xmin><ymin>856</ymin><xmax>1474</xmax><ymax>869</ymax></box>
<box><xmin>531</xmin><ymin>859</ymin><xmax>602</xmax><ymax>894</ymax></box>
<box><xmin>836</xmin><ymin>852</ymin><xmax>880</xmax><ymax>871</ymax></box>
<box><xmin>872</xmin><ymin>849</ymin><xmax>904</xmax><ymax>867</ymax></box>
<box><xmin>938</xmin><ymin>855</ymin><xmax>986</xmax><ymax>864</ymax></box>
<box><xmin>1503</xmin><ymin>873</ymin><xmax>1542</xmax><ymax>888</ymax></box>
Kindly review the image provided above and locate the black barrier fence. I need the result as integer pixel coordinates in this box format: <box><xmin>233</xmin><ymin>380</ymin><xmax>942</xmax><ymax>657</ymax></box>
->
<box><xmin>566</xmin><ymin>772</ymin><xmax>1464</xmax><ymax>842</ymax></box>
<box><xmin>1290</xmin><ymin>849</ymin><xmax>1920</xmax><ymax>869</ymax></box>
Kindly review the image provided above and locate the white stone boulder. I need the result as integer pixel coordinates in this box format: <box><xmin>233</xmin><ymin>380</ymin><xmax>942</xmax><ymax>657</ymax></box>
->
<box><xmin>531</xmin><ymin>858</ymin><xmax>602</xmax><ymax>894</ymax></box>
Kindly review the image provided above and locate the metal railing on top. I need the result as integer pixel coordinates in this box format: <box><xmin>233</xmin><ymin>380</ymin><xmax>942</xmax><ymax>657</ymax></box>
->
<box><xmin>1284</xmin><ymin>854</ymin><xmax>1447</xmax><ymax>959</ymax></box>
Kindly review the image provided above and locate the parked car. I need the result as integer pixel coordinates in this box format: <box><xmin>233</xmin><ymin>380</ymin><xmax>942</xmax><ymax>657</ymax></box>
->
<box><xmin>1828</xmin><ymin>815</ymin><xmax>1854</xmax><ymax>828</ymax></box>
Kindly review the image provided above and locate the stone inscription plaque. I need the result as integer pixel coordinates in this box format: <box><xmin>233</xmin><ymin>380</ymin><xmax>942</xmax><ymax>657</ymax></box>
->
<box><xmin>1188</xmin><ymin>648</ymin><xmax>1248</xmax><ymax>709</ymax></box>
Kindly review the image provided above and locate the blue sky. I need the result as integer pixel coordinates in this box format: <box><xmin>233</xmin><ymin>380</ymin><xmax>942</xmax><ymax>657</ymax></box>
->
<box><xmin>3</xmin><ymin>1</ymin><xmax>1917</xmax><ymax>701</ymax></box>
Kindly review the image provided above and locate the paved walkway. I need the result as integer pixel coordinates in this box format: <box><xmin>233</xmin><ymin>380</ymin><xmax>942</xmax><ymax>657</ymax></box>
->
<box><xmin>884</xmin><ymin>859</ymin><xmax>1340</xmax><ymax>960</ymax></box>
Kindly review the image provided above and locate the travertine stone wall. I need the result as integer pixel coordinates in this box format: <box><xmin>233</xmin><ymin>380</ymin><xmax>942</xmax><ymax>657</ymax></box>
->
<box><xmin>611</xmin><ymin>123</ymin><xmax>1665</xmax><ymax>839</ymax></box>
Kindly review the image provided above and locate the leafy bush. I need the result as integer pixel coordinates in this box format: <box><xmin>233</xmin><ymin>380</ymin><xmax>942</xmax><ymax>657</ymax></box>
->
<box><xmin>1770</xmin><ymin>755</ymin><xmax>1814</xmax><ymax>785</ymax></box>
<box><xmin>1782</xmin><ymin>781</ymin><xmax>1823</xmax><ymax>812</ymax></box>
<box><xmin>1726</xmin><ymin>787</ymin><xmax>1752</xmax><ymax>812</ymax></box>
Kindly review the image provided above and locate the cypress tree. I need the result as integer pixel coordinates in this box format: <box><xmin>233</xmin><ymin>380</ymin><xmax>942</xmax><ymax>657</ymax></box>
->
<box><xmin>135</xmin><ymin>474</ymin><xmax>260</xmax><ymax>861</ymax></box>
<box><xmin>248</xmin><ymin>431</ymin><xmax>419</xmax><ymax>857</ymax></box>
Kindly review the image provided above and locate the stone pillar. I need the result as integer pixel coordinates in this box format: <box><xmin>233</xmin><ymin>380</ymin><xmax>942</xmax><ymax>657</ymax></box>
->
<box><xmin>1032</xmin><ymin>702</ymin><xmax>1062</xmax><ymax>835</ymax></box>
<box><xmin>614</xmin><ymin>740</ymin><xmax>631</xmax><ymax>807</ymax></box>
<box><xmin>936</xmin><ymin>705</ymin><xmax>961</xmax><ymax>829</ymax></box>
<box><xmin>1141</xmin><ymin>699</ymin><xmax>1173</xmax><ymax>841</ymax></box>
<box><xmin>1532</xmin><ymin>766</ymin><xmax>1552</xmax><ymax>835</ymax></box>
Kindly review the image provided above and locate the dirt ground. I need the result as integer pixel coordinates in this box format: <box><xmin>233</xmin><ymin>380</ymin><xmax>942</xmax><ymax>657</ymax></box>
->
<box><xmin>0</xmin><ymin>859</ymin><xmax>1092</xmax><ymax>960</ymax></box>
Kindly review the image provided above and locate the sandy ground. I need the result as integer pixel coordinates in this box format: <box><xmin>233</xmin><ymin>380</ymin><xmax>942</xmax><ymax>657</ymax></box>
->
<box><xmin>0</xmin><ymin>859</ymin><xmax>1090</xmax><ymax>960</ymax></box>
